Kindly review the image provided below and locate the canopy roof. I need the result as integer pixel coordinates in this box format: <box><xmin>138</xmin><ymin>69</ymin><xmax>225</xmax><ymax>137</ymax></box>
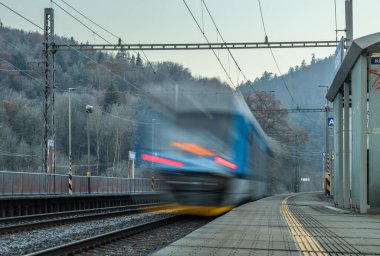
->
<box><xmin>327</xmin><ymin>32</ymin><xmax>380</xmax><ymax>102</ymax></box>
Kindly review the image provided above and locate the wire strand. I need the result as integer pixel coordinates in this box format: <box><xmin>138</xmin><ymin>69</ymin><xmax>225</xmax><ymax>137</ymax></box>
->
<box><xmin>201</xmin><ymin>0</ymin><xmax>250</xmax><ymax>83</ymax></box>
<box><xmin>257</xmin><ymin>0</ymin><xmax>298</xmax><ymax>108</ymax></box>
<box><xmin>0</xmin><ymin>2</ymin><xmax>44</xmax><ymax>30</ymax></box>
<box><xmin>52</xmin><ymin>1</ymin><xmax>112</xmax><ymax>44</ymax></box>
<box><xmin>181</xmin><ymin>0</ymin><xmax>235</xmax><ymax>87</ymax></box>
<box><xmin>57</xmin><ymin>0</ymin><xmax>157</xmax><ymax>74</ymax></box>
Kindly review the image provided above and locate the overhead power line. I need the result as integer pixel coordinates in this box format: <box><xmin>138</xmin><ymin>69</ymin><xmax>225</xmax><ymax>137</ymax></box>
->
<box><xmin>201</xmin><ymin>0</ymin><xmax>249</xmax><ymax>83</ymax></box>
<box><xmin>0</xmin><ymin>2</ymin><xmax>43</xmax><ymax>30</ymax></box>
<box><xmin>0</xmin><ymin>1</ymin><xmax>146</xmax><ymax>95</ymax></box>
<box><xmin>256</xmin><ymin>0</ymin><xmax>299</xmax><ymax>109</ymax></box>
<box><xmin>181</xmin><ymin>0</ymin><xmax>235</xmax><ymax>87</ymax></box>
<box><xmin>56</xmin><ymin>0</ymin><xmax>158</xmax><ymax>75</ymax></box>
<box><xmin>52</xmin><ymin>1</ymin><xmax>111</xmax><ymax>44</ymax></box>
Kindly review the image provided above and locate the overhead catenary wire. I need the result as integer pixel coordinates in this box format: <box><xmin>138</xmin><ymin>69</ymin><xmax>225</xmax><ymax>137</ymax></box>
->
<box><xmin>52</xmin><ymin>1</ymin><xmax>111</xmax><ymax>44</ymax></box>
<box><xmin>0</xmin><ymin>1</ymin><xmax>150</xmax><ymax>95</ymax></box>
<box><xmin>57</xmin><ymin>0</ymin><xmax>196</xmax><ymax>107</ymax></box>
<box><xmin>0</xmin><ymin>1</ymin><xmax>208</xmax><ymax>128</ymax></box>
<box><xmin>53</xmin><ymin>0</ymin><xmax>177</xmax><ymax>100</ymax></box>
<box><xmin>52</xmin><ymin>0</ymin><xmax>196</xmax><ymax>118</ymax></box>
<box><xmin>256</xmin><ymin>0</ymin><xmax>298</xmax><ymax>109</ymax></box>
<box><xmin>0</xmin><ymin>56</ymin><xmax>44</xmax><ymax>85</ymax></box>
<box><xmin>201</xmin><ymin>0</ymin><xmax>249</xmax><ymax>83</ymax></box>
<box><xmin>0</xmin><ymin>2</ymin><xmax>43</xmax><ymax>30</ymax></box>
<box><xmin>0</xmin><ymin>3</ymin><xmax>163</xmax><ymax>127</ymax></box>
<box><xmin>256</xmin><ymin>1</ymin><xmax>317</xmax><ymax>124</ymax></box>
<box><xmin>56</xmin><ymin>0</ymin><xmax>157</xmax><ymax>75</ymax></box>
<box><xmin>181</xmin><ymin>0</ymin><xmax>235</xmax><ymax>87</ymax></box>
<box><xmin>0</xmin><ymin>3</ymin><xmax>127</xmax><ymax>90</ymax></box>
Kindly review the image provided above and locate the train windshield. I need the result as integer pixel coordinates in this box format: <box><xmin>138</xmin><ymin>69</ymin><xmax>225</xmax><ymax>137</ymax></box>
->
<box><xmin>177</xmin><ymin>112</ymin><xmax>230</xmax><ymax>140</ymax></box>
<box><xmin>175</xmin><ymin>112</ymin><xmax>234</xmax><ymax>155</ymax></box>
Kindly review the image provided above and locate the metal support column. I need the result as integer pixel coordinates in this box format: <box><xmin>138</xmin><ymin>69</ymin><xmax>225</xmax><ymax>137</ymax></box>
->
<box><xmin>351</xmin><ymin>55</ymin><xmax>368</xmax><ymax>213</ymax></box>
<box><xmin>343</xmin><ymin>83</ymin><xmax>351</xmax><ymax>208</ymax></box>
<box><xmin>334</xmin><ymin>92</ymin><xmax>344</xmax><ymax>206</ymax></box>
<box><xmin>295</xmin><ymin>135</ymin><xmax>300</xmax><ymax>193</ymax></box>
<box><xmin>43</xmin><ymin>8</ymin><xmax>55</xmax><ymax>173</ymax></box>
<box><xmin>345</xmin><ymin>0</ymin><xmax>353</xmax><ymax>48</ymax></box>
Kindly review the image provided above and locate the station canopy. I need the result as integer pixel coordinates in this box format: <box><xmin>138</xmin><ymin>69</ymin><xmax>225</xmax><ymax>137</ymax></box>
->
<box><xmin>327</xmin><ymin>32</ymin><xmax>380</xmax><ymax>102</ymax></box>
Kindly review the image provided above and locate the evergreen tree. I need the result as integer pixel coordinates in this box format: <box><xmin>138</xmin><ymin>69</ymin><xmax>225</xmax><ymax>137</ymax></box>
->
<box><xmin>130</xmin><ymin>54</ymin><xmax>136</xmax><ymax>65</ymax></box>
<box><xmin>311</xmin><ymin>53</ymin><xmax>316</xmax><ymax>64</ymax></box>
<box><xmin>301</xmin><ymin>59</ymin><xmax>307</xmax><ymax>68</ymax></box>
<box><xmin>136</xmin><ymin>53</ymin><xmax>143</xmax><ymax>67</ymax></box>
<box><xmin>10</xmin><ymin>52</ymin><xmax>27</xmax><ymax>71</ymax></box>
<box><xmin>103</xmin><ymin>84</ymin><xmax>118</xmax><ymax>110</ymax></box>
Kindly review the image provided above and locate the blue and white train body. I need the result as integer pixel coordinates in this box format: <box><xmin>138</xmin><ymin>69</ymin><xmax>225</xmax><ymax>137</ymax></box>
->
<box><xmin>139</xmin><ymin>91</ymin><xmax>277</xmax><ymax>215</ymax></box>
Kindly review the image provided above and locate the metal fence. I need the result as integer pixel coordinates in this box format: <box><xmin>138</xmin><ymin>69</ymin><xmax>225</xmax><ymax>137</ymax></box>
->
<box><xmin>0</xmin><ymin>171</ymin><xmax>163</xmax><ymax>196</ymax></box>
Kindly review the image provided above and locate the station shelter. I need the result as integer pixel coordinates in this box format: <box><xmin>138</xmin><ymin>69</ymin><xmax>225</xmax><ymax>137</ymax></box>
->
<box><xmin>327</xmin><ymin>32</ymin><xmax>380</xmax><ymax>213</ymax></box>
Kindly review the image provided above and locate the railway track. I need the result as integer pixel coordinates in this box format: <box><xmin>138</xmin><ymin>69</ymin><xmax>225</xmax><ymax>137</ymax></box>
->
<box><xmin>0</xmin><ymin>203</ymin><xmax>165</xmax><ymax>234</ymax></box>
<box><xmin>25</xmin><ymin>215</ymin><xmax>210</xmax><ymax>256</ymax></box>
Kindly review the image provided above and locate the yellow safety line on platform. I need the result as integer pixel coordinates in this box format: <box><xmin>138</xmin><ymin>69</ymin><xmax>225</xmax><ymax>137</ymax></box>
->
<box><xmin>280</xmin><ymin>195</ymin><xmax>327</xmax><ymax>256</ymax></box>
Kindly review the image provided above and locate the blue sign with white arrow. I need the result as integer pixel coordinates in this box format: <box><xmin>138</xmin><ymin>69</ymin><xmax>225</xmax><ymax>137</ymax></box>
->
<box><xmin>327</xmin><ymin>117</ymin><xmax>334</xmax><ymax>127</ymax></box>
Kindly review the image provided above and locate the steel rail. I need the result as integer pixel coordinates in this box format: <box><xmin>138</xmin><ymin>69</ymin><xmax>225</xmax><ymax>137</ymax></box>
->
<box><xmin>0</xmin><ymin>202</ymin><xmax>164</xmax><ymax>225</ymax></box>
<box><xmin>0</xmin><ymin>203</ymin><xmax>166</xmax><ymax>234</ymax></box>
<box><xmin>25</xmin><ymin>215</ymin><xmax>184</xmax><ymax>256</ymax></box>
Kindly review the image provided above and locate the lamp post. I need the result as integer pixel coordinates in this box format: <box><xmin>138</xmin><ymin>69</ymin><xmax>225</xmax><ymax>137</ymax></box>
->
<box><xmin>86</xmin><ymin>105</ymin><xmax>94</xmax><ymax>173</ymax></box>
<box><xmin>319</xmin><ymin>85</ymin><xmax>330</xmax><ymax>192</ymax></box>
<box><xmin>86</xmin><ymin>105</ymin><xmax>94</xmax><ymax>194</ymax></box>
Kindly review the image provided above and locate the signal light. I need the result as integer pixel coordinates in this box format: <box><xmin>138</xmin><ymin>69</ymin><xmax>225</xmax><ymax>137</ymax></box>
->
<box><xmin>214</xmin><ymin>156</ymin><xmax>237</xmax><ymax>170</ymax></box>
<box><xmin>141</xmin><ymin>153</ymin><xmax>184</xmax><ymax>167</ymax></box>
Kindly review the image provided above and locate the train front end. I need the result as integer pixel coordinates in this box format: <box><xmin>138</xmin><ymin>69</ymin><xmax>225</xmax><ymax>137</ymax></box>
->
<box><xmin>139</xmin><ymin>111</ymin><xmax>244</xmax><ymax>216</ymax></box>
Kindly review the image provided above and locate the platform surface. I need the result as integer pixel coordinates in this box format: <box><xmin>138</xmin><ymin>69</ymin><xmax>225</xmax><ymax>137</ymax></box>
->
<box><xmin>154</xmin><ymin>192</ymin><xmax>380</xmax><ymax>256</ymax></box>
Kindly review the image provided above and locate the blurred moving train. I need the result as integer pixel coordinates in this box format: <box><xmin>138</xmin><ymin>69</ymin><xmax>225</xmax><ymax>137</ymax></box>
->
<box><xmin>138</xmin><ymin>89</ymin><xmax>282</xmax><ymax>216</ymax></box>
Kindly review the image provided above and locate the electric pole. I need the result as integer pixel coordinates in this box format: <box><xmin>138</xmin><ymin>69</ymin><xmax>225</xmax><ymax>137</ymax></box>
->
<box><xmin>295</xmin><ymin>135</ymin><xmax>300</xmax><ymax>193</ymax></box>
<box><xmin>43</xmin><ymin>8</ymin><xmax>55</xmax><ymax>173</ymax></box>
<box><xmin>345</xmin><ymin>0</ymin><xmax>353</xmax><ymax>48</ymax></box>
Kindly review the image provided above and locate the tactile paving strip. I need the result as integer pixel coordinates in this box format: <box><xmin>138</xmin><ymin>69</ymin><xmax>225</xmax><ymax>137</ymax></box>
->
<box><xmin>287</xmin><ymin>195</ymin><xmax>361</xmax><ymax>255</ymax></box>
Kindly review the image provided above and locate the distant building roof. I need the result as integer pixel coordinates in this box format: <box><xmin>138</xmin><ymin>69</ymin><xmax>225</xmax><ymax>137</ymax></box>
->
<box><xmin>327</xmin><ymin>32</ymin><xmax>380</xmax><ymax>102</ymax></box>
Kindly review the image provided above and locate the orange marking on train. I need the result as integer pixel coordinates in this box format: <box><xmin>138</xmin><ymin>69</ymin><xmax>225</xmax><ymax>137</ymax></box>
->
<box><xmin>171</xmin><ymin>141</ymin><xmax>215</xmax><ymax>156</ymax></box>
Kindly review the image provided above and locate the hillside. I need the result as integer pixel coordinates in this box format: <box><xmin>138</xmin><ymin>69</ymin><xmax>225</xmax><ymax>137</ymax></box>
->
<box><xmin>0</xmin><ymin>25</ymin><xmax>332</xmax><ymax>191</ymax></box>
<box><xmin>0</xmin><ymin>26</ymin><xmax>231</xmax><ymax>176</ymax></box>
<box><xmin>238</xmin><ymin>55</ymin><xmax>335</xmax><ymax>191</ymax></box>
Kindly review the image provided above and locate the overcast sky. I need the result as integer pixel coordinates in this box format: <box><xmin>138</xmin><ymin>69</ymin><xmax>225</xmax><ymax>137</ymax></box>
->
<box><xmin>0</xmin><ymin>0</ymin><xmax>379</xmax><ymax>86</ymax></box>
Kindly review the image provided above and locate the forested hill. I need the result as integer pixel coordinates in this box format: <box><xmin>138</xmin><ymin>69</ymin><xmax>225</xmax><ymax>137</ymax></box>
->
<box><xmin>237</xmin><ymin>54</ymin><xmax>335</xmax><ymax>192</ymax></box>
<box><xmin>0</xmin><ymin>25</ymin><xmax>333</xmax><ymax>186</ymax></box>
<box><xmin>238</xmin><ymin>55</ymin><xmax>335</xmax><ymax>109</ymax></box>
<box><xmin>0</xmin><ymin>26</ymin><xmax>231</xmax><ymax>175</ymax></box>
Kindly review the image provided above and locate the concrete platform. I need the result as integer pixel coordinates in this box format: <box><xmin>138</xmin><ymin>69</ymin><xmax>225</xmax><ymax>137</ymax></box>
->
<box><xmin>154</xmin><ymin>192</ymin><xmax>380</xmax><ymax>255</ymax></box>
